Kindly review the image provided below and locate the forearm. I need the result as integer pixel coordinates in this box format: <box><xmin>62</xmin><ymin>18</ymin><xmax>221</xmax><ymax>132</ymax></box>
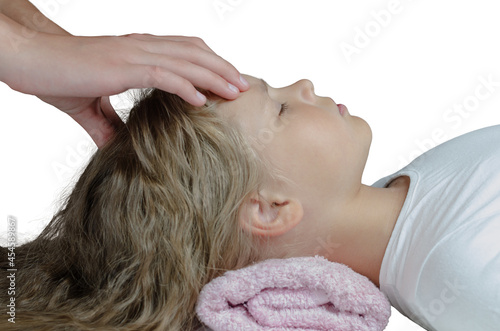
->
<box><xmin>0</xmin><ymin>11</ymin><xmax>66</xmax><ymax>87</ymax></box>
<box><xmin>0</xmin><ymin>13</ymin><xmax>22</xmax><ymax>83</ymax></box>
<box><xmin>0</xmin><ymin>0</ymin><xmax>69</xmax><ymax>36</ymax></box>
<box><xmin>0</xmin><ymin>0</ymin><xmax>72</xmax><ymax>85</ymax></box>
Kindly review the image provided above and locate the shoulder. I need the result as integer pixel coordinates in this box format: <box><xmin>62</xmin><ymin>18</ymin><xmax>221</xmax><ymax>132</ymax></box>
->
<box><xmin>409</xmin><ymin>124</ymin><xmax>500</xmax><ymax>170</ymax></box>
<box><xmin>409</xmin><ymin>220</ymin><xmax>500</xmax><ymax>330</ymax></box>
<box><xmin>378</xmin><ymin>125</ymin><xmax>500</xmax><ymax>329</ymax></box>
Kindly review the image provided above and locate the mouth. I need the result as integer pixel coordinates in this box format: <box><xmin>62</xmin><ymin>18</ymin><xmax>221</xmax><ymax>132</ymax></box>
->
<box><xmin>337</xmin><ymin>104</ymin><xmax>347</xmax><ymax>116</ymax></box>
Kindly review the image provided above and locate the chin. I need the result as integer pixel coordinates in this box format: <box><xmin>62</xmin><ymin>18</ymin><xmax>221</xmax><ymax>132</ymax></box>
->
<box><xmin>352</xmin><ymin>115</ymin><xmax>372</xmax><ymax>145</ymax></box>
<box><xmin>365</xmin><ymin>120</ymin><xmax>373</xmax><ymax>145</ymax></box>
<box><xmin>355</xmin><ymin>117</ymin><xmax>373</xmax><ymax>165</ymax></box>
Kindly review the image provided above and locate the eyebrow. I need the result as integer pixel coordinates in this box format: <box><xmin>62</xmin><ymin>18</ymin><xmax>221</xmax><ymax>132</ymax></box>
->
<box><xmin>258</xmin><ymin>78</ymin><xmax>271</xmax><ymax>111</ymax></box>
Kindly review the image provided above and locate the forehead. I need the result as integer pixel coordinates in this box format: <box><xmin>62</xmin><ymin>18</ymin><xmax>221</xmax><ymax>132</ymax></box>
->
<box><xmin>214</xmin><ymin>75</ymin><xmax>272</xmax><ymax>134</ymax></box>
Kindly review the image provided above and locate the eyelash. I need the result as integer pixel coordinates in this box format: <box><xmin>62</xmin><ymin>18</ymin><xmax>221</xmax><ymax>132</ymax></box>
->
<box><xmin>279</xmin><ymin>102</ymin><xmax>289</xmax><ymax>116</ymax></box>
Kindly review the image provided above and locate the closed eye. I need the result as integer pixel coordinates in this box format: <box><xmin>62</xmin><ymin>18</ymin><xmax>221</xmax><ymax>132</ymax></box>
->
<box><xmin>279</xmin><ymin>102</ymin><xmax>289</xmax><ymax>116</ymax></box>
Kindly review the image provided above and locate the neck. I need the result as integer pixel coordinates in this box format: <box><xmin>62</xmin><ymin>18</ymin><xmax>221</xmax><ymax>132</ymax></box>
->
<box><xmin>324</xmin><ymin>176</ymin><xmax>410</xmax><ymax>287</ymax></box>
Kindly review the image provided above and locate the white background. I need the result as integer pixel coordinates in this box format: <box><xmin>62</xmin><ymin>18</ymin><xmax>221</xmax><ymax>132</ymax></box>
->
<box><xmin>2</xmin><ymin>0</ymin><xmax>500</xmax><ymax>330</ymax></box>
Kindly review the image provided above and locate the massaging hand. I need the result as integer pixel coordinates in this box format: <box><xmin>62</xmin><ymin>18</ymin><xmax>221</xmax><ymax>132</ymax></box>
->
<box><xmin>2</xmin><ymin>28</ymin><xmax>248</xmax><ymax>147</ymax></box>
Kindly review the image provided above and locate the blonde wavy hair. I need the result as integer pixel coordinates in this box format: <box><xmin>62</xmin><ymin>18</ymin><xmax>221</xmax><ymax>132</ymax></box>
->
<box><xmin>0</xmin><ymin>89</ymin><xmax>268</xmax><ymax>330</ymax></box>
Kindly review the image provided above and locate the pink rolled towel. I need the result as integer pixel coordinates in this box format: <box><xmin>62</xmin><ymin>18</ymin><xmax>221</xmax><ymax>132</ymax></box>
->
<box><xmin>196</xmin><ymin>256</ymin><xmax>391</xmax><ymax>331</ymax></box>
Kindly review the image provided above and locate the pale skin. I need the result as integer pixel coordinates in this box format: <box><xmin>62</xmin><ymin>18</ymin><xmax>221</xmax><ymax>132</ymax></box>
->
<box><xmin>216</xmin><ymin>75</ymin><xmax>410</xmax><ymax>287</ymax></box>
<box><xmin>1</xmin><ymin>1</ymin><xmax>408</xmax><ymax>287</ymax></box>
<box><xmin>0</xmin><ymin>0</ymin><xmax>249</xmax><ymax>147</ymax></box>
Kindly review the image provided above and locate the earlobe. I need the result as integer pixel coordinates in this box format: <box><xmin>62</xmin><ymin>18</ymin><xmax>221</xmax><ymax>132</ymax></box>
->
<box><xmin>239</xmin><ymin>191</ymin><xmax>304</xmax><ymax>237</ymax></box>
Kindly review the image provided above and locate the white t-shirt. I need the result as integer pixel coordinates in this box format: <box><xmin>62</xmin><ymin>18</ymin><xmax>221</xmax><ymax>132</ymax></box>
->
<box><xmin>372</xmin><ymin>125</ymin><xmax>500</xmax><ymax>331</ymax></box>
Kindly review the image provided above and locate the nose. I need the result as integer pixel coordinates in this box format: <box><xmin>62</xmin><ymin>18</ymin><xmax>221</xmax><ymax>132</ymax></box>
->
<box><xmin>294</xmin><ymin>79</ymin><xmax>315</xmax><ymax>102</ymax></box>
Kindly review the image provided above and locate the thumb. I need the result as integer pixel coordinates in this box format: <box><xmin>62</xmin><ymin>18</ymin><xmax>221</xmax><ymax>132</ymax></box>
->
<box><xmin>99</xmin><ymin>96</ymin><xmax>124</xmax><ymax>130</ymax></box>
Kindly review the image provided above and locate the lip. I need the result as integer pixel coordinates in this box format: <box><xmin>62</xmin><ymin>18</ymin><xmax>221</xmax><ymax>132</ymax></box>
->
<box><xmin>337</xmin><ymin>104</ymin><xmax>347</xmax><ymax>116</ymax></box>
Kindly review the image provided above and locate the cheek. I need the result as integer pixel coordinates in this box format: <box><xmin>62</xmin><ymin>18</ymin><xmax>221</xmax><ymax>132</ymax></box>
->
<box><xmin>263</xmin><ymin>115</ymin><xmax>349</xmax><ymax>187</ymax></box>
<box><xmin>295</xmin><ymin>114</ymin><xmax>349</xmax><ymax>162</ymax></box>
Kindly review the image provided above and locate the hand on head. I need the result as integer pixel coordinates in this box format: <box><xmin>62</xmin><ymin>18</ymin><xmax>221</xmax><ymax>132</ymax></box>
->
<box><xmin>29</xmin><ymin>33</ymin><xmax>249</xmax><ymax>147</ymax></box>
<box><xmin>0</xmin><ymin>7</ymin><xmax>249</xmax><ymax>147</ymax></box>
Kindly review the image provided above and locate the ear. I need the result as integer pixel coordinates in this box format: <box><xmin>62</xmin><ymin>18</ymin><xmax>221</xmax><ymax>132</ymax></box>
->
<box><xmin>239</xmin><ymin>190</ymin><xmax>304</xmax><ymax>237</ymax></box>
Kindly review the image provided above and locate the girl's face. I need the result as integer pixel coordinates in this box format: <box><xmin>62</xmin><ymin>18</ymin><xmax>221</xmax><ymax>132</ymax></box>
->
<box><xmin>216</xmin><ymin>74</ymin><xmax>372</xmax><ymax>225</ymax></box>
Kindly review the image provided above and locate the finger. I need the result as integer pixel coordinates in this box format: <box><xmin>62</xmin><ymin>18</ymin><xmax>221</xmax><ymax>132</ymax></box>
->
<box><xmin>99</xmin><ymin>96</ymin><xmax>124</xmax><ymax>130</ymax></box>
<box><xmin>174</xmin><ymin>44</ymin><xmax>250</xmax><ymax>92</ymax></box>
<box><xmin>137</xmin><ymin>67</ymin><xmax>208</xmax><ymax>106</ymax></box>
<box><xmin>138</xmin><ymin>52</ymin><xmax>248</xmax><ymax>99</ymax></box>
<box><xmin>173</xmin><ymin>44</ymin><xmax>249</xmax><ymax>92</ymax></box>
<box><xmin>129</xmin><ymin>37</ymin><xmax>249</xmax><ymax>92</ymax></box>
<box><xmin>68</xmin><ymin>100</ymin><xmax>118</xmax><ymax>148</ymax></box>
<box><xmin>140</xmin><ymin>59</ymin><xmax>243</xmax><ymax>101</ymax></box>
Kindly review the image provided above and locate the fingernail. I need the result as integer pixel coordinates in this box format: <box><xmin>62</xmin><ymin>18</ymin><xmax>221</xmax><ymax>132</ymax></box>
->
<box><xmin>228</xmin><ymin>83</ymin><xmax>239</xmax><ymax>94</ymax></box>
<box><xmin>239</xmin><ymin>75</ymin><xmax>249</xmax><ymax>88</ymax></box>
<box><xmin>196</xmin><ymin>91</ymin><xmax>207</xmax><ymax>104</ymax></box>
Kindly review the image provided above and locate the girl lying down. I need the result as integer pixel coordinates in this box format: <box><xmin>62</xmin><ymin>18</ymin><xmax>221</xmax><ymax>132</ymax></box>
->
<box><xmin>2</xmin><ymin>75</ymin><xmax>499</xmax><ymax>330</ymax></box>
<box><xmin>0</xmin><ymin>2</ymin><xmax>499</xmax><ymax>330</ymax></box>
